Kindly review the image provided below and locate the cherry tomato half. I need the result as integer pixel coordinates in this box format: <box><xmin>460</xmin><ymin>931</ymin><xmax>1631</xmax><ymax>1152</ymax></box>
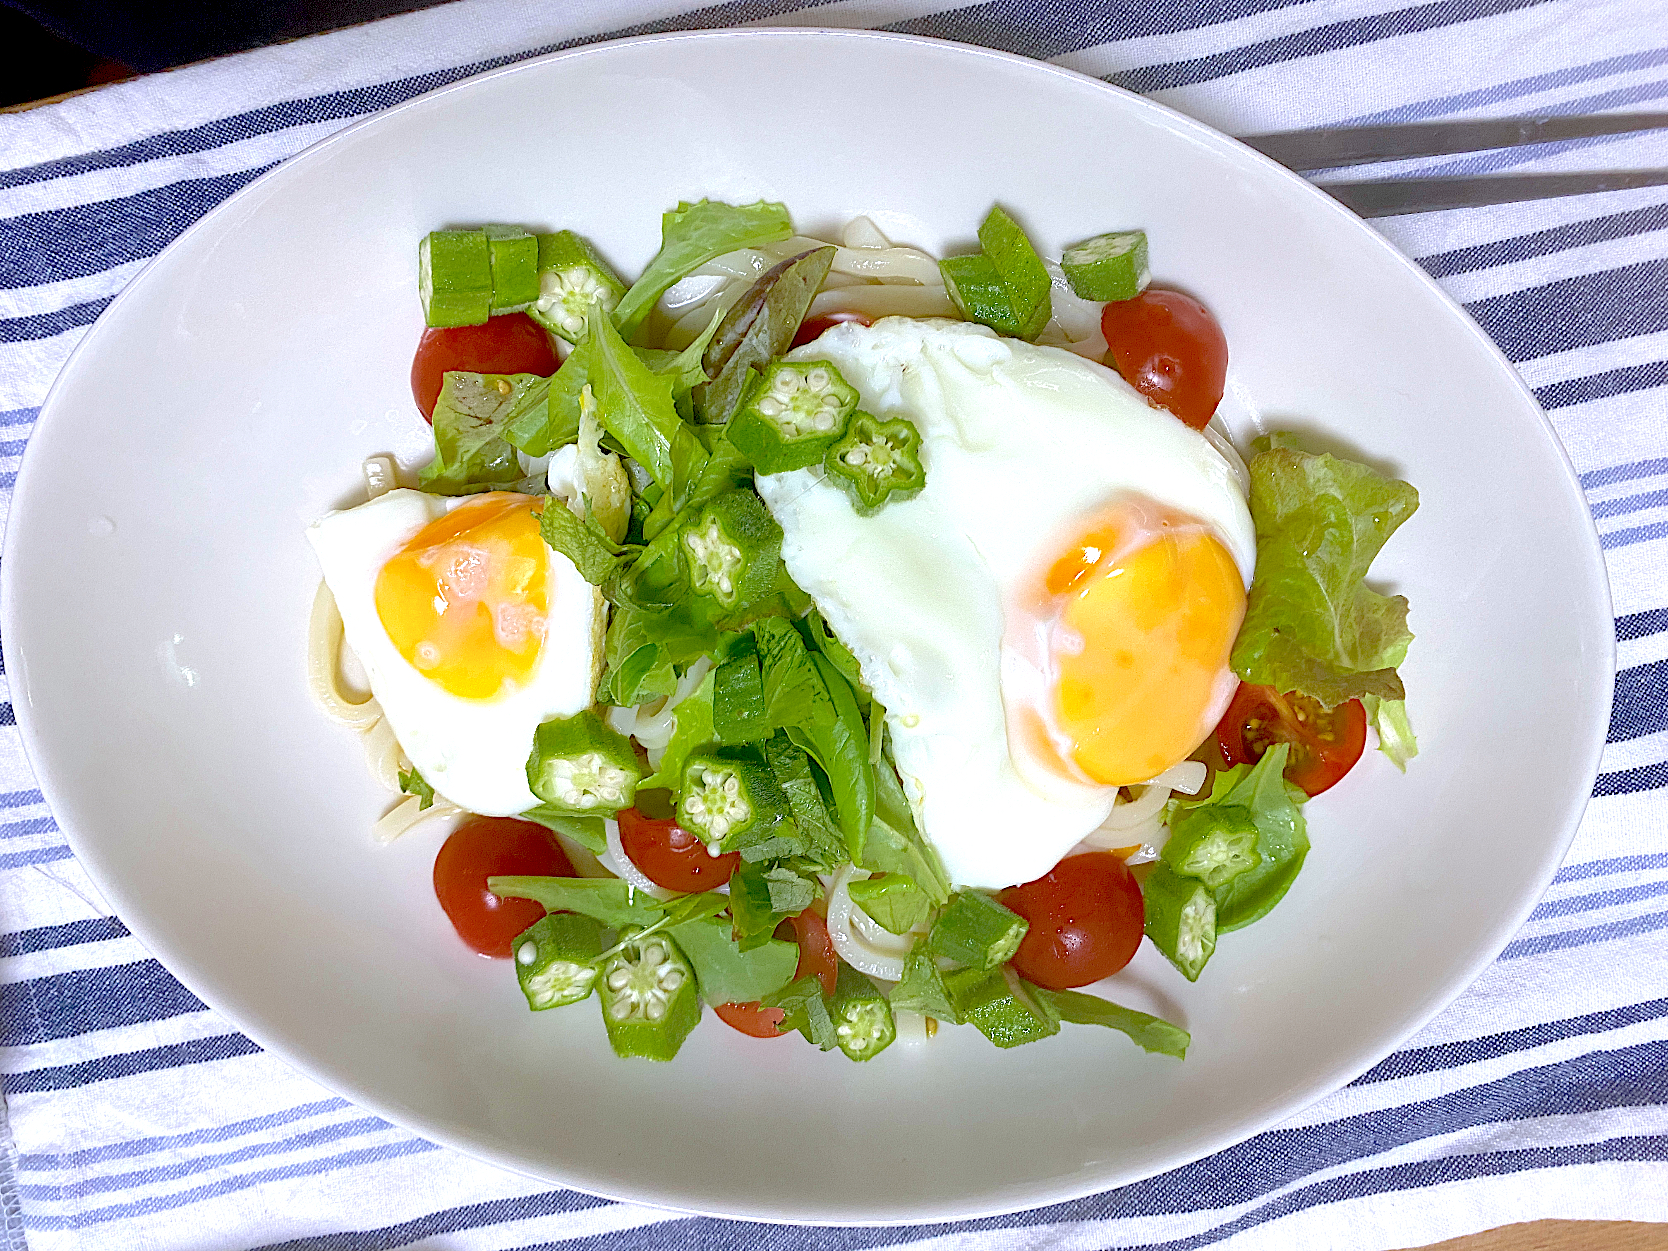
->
<box><xmin>432</xmin><ymin>816</ymin><xmax>574</xmax><ymax>958</ymax></box>
<box><xmin>1000</xmin><ymin>853</ymin><xmax>1145</xmax><ymax>990</ymax></box>
<box><xmin>410</xmin><ymin>312</ymin><xmax>559</xmax><ymax>422</ymax></box>
<box><xmin>1215</xmin><ymin>683</ymin><xmax>1368</xmax><ymax>798</ymax></box>
<box><xmin>714</xmin><ymin>1001</ymin><xmax>788</xmax><ymax>1037</ymax></box>
<box><xmin>616</xmin><ymin>807</ymin><xmax>739</xmax><ymax>893</ymax></box>
<box><xmin>791</xmin><ymin>311</ymin><xmax>871</xmax><ymax>350</ymax></box>
<box><xmin>1100</xmin><ymin>290</ymin><xmax>1228</xmax><ymax>430</ymax></box>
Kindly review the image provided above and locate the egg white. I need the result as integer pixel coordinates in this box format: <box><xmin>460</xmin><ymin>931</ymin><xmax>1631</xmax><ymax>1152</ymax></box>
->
<box><xmin>308</xmin><ymin>489</ymin><xmax>601</xmax><ymax>816</ymax></box>
<box><xmin>756</xmin><ymin>318</ymin><xmax>1255</xmax><ymax>889</ymax></box>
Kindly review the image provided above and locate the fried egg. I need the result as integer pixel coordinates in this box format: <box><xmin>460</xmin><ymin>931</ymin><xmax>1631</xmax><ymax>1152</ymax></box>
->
<box><xmin>755</xmin><ymin>318</ymin><xmax>1254</xmax><ymax>889</ymax></box>
<box><xmin>308</xmin><ymin>488</ymin><xmax>601</xmax><ymax>815</ymax></box>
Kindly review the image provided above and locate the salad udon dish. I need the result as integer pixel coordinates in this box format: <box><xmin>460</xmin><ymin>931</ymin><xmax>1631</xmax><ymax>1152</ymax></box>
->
<box><xmin>306</xmin><ymin>199</ymin><xmax>1419</xmax><ymax>1063</ymax></box>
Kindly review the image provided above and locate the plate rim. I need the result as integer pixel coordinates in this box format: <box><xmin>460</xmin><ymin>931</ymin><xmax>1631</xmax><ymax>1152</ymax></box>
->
<box><xmin>0</xmin><ymin>24</ymin><xmax>1616</xmax><ymax>1226</ymax></box>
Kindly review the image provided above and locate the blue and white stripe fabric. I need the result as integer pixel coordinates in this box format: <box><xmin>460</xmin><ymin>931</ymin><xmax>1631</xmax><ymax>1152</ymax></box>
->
<box><xmin>3</xmin><ymin>0</ymin><xmax>1666</xmax><ymax>1247</ymax></box>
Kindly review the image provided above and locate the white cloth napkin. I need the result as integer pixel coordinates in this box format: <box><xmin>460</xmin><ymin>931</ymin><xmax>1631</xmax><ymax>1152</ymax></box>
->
<box><xmin>2</xmin><ymin>1</ymin><xmax>1666</xmax><ymax>1247</ymax></box>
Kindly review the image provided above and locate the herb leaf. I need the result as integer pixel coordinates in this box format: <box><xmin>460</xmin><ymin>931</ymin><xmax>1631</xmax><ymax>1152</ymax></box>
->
<box><xmin>420</xmin><ymin>372</ymin><xmax>545</xmax><ymax>493</ymax></box>
<box><xmin>614</xmin><ymin>200</ymin><xmax>793</xmax><ymax>339</ymax></box>
<box><xmin>669</xmin><ymin>914</ymin><xmax>799</xmax><ymax>1006</ymax></box>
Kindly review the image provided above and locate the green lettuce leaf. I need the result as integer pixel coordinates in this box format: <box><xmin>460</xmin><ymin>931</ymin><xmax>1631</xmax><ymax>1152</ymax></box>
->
<box><xmin>1189</xmin><ymin>743</ymin><xmax>1310</xmax><ymax>932</ymax></box>
<box><xmin>669</xmin><ymin>914</ymin><xmax>799</xmax><ymax>1006</ymax></box>
<box><xmin>585</xmin><ymin>305</ymin><xmax>707</xmax><ymax>495</ymax></box>
<box><xmin>856</xmin><ymin>755</ymin><xmax>951</xmax><ymax>904</ymax></box>
<box><xmin>537</xmin><ymin>494</ymin><xmax>630</xmax><ymax>586</ymax></box>
<box><xmin>1033</xmin><ymin>987</ymin><xmax>1190</xmax><ymax>1058</ymax></box>
<box><xmin>514</xmin><ymin>806</ymin><xmax>607</xmax><ymax>854</ymax></box>
<box><xmin>1363</xmin><ymin>694</ymin><xmax>1419</xmax><ymax>770</ymax></box>
<box><xmin>397</xmin><ymin>766</ymin><xmax>435</xmax><ymax>810</ymax></box>
<box><xmin>847</xmin><ymin>873</ymin><xmax>930</xmax><ymax>935</ymax></box>
<box><xmin>613</xmin><ymin>199</ymin><xmax>793</xmax><ymax>338</ymax></box>
<box><xmin>419</xmin><ymin>371</ymin><xmax>546</xmax><ymax>494</ymax></box>
<box><xmin>762</xmin><ymin>974</ymin><xmax>839</xmax><ymax>1050</ymax></box>
<box><xmin>640</xmin><ymin>668</ymin><xmax>715</xmax><ymax>790</ymax></box>
<box><xmin>486</xmin><ymin>876</ymin><xmax>663</xmax><ymax>928</ymax></box>
<box><xmin>1230</xmin><ymin>434</ymin><xmax>1419</xmax><ymax>707</ymax></box>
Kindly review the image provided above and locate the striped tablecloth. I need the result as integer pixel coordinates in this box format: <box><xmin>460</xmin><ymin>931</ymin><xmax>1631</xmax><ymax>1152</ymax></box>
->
<box><xmin>3</xmin><ymin>1</ymin><xmax>1666</xmax><ymax>1247</ymax></box>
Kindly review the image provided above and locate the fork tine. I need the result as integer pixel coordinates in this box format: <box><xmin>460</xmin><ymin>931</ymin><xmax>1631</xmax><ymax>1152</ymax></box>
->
<box><xmin>1324</xmin><ymin>171</ymin><xmax>1668</xmax><ymax>216</ymax></box>
<box><xmin>1245</xmin><ymin>114</ymin><xmax>1668</xmax><ymax>171</ymax></box>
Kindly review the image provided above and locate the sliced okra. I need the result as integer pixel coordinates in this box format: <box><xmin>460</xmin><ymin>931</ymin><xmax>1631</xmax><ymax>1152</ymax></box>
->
<box><xmin>677</xmin><ymin>752</ymin><xmax>788</xmax><ymax>851</ymax></box>
<box><xmin>513</xmin><ymin>912</ymin><xmax>606</xmax><ymax>1010</ymax></box>
<box><xmin>727</xmin><ymin>360</ymin><xmax>859</xmax><ymax>474</ymax></box>
<box><xmin>525</xmin><ymin>709</ymin><xmax>644</xmax><ymax>815</ymax></box>
<box><xmin>1161</xmin><ymin>803</ymin><xmax>1261</xmax><ymax>891</ymax></box>
<box><xmin>530</xmin><ymin>230</ymin><xmax>627</xmax><ymax>343</ymax></box>
<box><xmin>928</xmin><ymin>889</ymin><xmax>1027</xmax><ymax>971</ymax></box>
<box><xmin>679</xmin><ymin>490</ymin><xmax>783</xmax><ymax>612</ymax></box>
<box><xmin>823</xmin><ymin>412</ymin><xmax>925</xmax><ymax>515</ymax></box>
<box><xmin>830</xmin><ymin>963</ymin><xmax>896</xmax><ymax>1061</ymax></box>
<box><xmin>944</xmin><ymin>965</ymin><xmax>1060</xmax><ymax>1049</ymax></box>
<box><xmin>485</xmin><ymin>225</ymin><xmax>540</xmax><ymax>312</ymax></box>
<box><xmin>598</xmin><ymin>930</ymin><xmax>701</xmax><ymax>1061</ymax></box>
<box><xmin>419</xmin><ymin>229</ymin><xmax>492</xmax><ymax>328</ymax></box>
<box><xmin>1142</xmin><ymin>864</ymin><xmax>1218</xmax><ymax>982</ymax></box>
<box><xmin>1060</xmin><ymin>230</ymin><xmax>1150</xmax><ymax>303</ymax></box>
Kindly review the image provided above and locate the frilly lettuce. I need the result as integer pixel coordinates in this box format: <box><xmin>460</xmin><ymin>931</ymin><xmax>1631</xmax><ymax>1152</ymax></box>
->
<box><xmin>1230</xmin><ymin>434</ymin><xmax>1419</xmax><ymax>710</ymax></box>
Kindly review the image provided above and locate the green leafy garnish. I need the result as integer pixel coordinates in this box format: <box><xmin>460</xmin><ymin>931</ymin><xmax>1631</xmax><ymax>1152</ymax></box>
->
<box><xmin>398</xmin><ymin>767</ymin><xmax>435</xmax><ymax>810</ymax></box>
<box><xmin>855</xmin><ymin>747</ymin><xmax>950</xmax><ymax>904</ymax></box>
<box><xmin>762</xmin><ymin>974</ymin><xmax>839</xmax><ymax>1050</ymax></box>
<box><xmin>537</xmin><ymin>494</ymin><xmax>630</xmax><ymax>586</ymax></box>
<box><xmin>640</xmin><ymin>669</ymin><xmax>716</xmax><ymax>790</ymax></box>
<box><xmin>419</xmin><ymin>372</ymin><xmax>546</xmax><ymax>494</ymax></box>
<box><xmin>1230</xmin><ymin>434</ymin><xmax>1419</xmax><ymax>708</ymax></box>
<box><xmin>486</xmin><ymin>876</ymin><xmax>664</xmax><ymax>929</ymax></box>
<box><xmin>728</xmin><ymin>859</ymin><xmax>815</xmax><ymax>951</ymax></box>
<box><xmin>847</xmin><ymin>872</ymin><xmax>930</xmax><ymax>935</ymax></box>
<box><xmin>1364</xmin><ymin>694</ymin><xmax>1419</xmax><ymax>770</ymax></box>
<box><xmin>514</xmin><ymin>806</ymin><xmax>607</xmax><ymax>854</ymax></box>
<box><xmin>1034</xmin><ymin>987</ymin><xmax>1190</xmax><ymax>1058</ymax></box>
<box><xmin>584</xmin><ymin>305</ymin><xmax>707</xmax><ymax>495</ymax></box>
<box><xmin>701</xmin><ymin>246</ymin><xmax>836</xmax><ymax>423</ymax></box>
<box><xmin>1175</xmin><ymin>743</ymin><xmax>1309</xmax><ymax>933</ymax></box>
<box><xmin>613</xmin><ymin>199</ymin><xmax>793</xmax><ymax>338</ymax></box>
<box><xmin>890</xmin><ymin>939</ymin><xmax>958</xmax><ymax>1022</ymax></box>
<box><xmin>668</xmin><ymin>914</ymin><xmax>799</xmax><ymax>1006</ymax></box>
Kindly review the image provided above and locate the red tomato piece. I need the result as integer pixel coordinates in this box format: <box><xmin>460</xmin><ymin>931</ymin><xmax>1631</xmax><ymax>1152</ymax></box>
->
<box><xmin>1000</xmin><ymin>853</ymin><xmax>1145</xmax><ymax>990</ymax></box>
<box><xmin>790</xmin><ymin>910</ymin><xmax>839</xmax><ymax>997</ymax></box>
<box><xmin>410</xmin><ymin>312</ymin><xmax>559</xmax><ymax>422</ymax></box>
<box><xmin>714</xmin><ymin>1001</ymin><xmax>788</xmax><ymax>1038</ymax></box>
<box><xmin>432</xmin><ymin>816</ymin><xmax>574</xmax><ymax>958</ymax></box>
<box><xmin>1100</xmin><ymin>290</ymin><xmax>1228</xmax><ymax>430</ymax></box>
<box><xmin>1214</xmin><ymin>683</ymin><xmax>1368</xmax><ymax>798</ymax></box>
<box><xmin>791</xmin><ymin>311</ymin><xmax>871</xmax><ymax>350</ymax></box>
<box><xmin>616</xmin><ymin>807</ymin><xmax>739</xmax><ymax>893</ymax></box>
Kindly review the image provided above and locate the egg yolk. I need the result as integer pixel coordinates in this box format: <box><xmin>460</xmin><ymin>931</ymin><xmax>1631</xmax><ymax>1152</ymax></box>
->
<box><xmin>374</xmin><ymin>492</ymin><xmax>548</xmax><ymax>700</ymax></box>
<box><xmin>1013</xmin><ymin>500</ymin><xmax>1246</xmax><ymax>788</ymax></box>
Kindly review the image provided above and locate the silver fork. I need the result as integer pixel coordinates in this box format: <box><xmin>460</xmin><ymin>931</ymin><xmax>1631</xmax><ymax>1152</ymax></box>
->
<box><xmin>1241</xmin><ymin>113</ymin><xmax>1668</xmax><ymax>216</ymax></box>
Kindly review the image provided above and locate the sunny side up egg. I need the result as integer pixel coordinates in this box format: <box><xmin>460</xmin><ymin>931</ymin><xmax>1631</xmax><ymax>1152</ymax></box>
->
<box><xmin>308</xmin><ymin>488</ymin><xmax>601</xmax><ymax>815</ymax></box>
<box><xmin>755</xmin><ymin>318</ymin><xmax>1256</xmax><ymax>890</ymax></box>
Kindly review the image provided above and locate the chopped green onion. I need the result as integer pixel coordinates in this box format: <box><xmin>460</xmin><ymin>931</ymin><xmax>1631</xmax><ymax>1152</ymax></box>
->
<box><xmin>597</xmin><ymin>931</ymin><xmax>701</xmax><ymax>1061</ymax></box>
<box><xmin>679</xmin><ymin>489</ymin><xmax>783</xmax><ymax>612</ymax></box>
<box><xmin>530</xmin><ymin>230</ymin><xmax>627</xmax><ymax>342</ymax></box>
<box><xmin>525</xmin><ymin>710</ymin><xmax>643</xmax><ymax>816</ymax></box>
<box><xmin>823</xmin><ymin>412</ymin><xmax>925</xmax><ymax>515</ymax></box>
<box><xmin>1060</xmin><ymin>230</ymin><xmax>1150</xmax><ymax>302</ymax></box>
<box><xmin>484</xmin><ymin>225</ymin><xmax>540</xmax><ymax>312</ymax></box>
<box><xmin>830</xmin><ymin>964</ymin><xmax>896</xmax><ymax>1061</ymax></box>
<box><xmin>726</xmin><ymin>359</ymin><xmax>858</xmax><ymax>475</ymax></box>
<box><xmin>419</xmin><ymin>229</ymin><xmax>492</xmax><ymax>327</ymax></box>
<box><xmin>929</xmin><ymin>889</ymin><xmax>1027</xmax><ymax>971</ymax></box>
<box><xmin>513</xmin><ymin>912</ymin><xmax>605</xmax><ymax>1010</ymax></box>
<box><xmin>1142</xmin><ymin>865</ymin><xmax>1218</xmax><ymax>982</ymax></box>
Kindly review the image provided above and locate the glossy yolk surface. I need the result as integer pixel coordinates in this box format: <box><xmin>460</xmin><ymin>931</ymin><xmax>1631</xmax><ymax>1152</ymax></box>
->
<box><xmin>374</xmin><ymin>493</ymin><xmax>548</xmax><ymax>700</ymax></box>
<box><xmin>1016</xmin><ymin>501</ymin><xmax>1246</xmax><ymax>787</ymax></box>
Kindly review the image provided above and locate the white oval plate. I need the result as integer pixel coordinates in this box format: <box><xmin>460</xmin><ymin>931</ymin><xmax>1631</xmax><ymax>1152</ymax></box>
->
<box><xmin>2</xmin><ymin>29</ymin><xmax>1612</xmax><ymax>1225</ymax></box>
